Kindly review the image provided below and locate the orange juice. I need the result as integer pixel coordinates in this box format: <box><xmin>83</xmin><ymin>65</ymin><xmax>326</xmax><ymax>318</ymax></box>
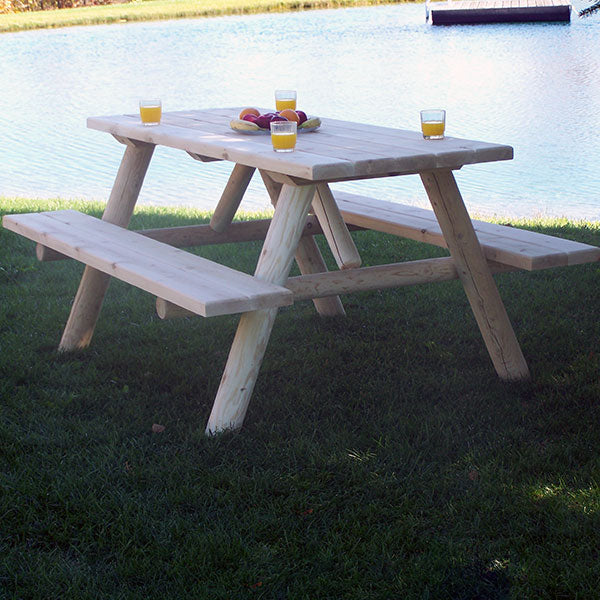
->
<box><xmin>271</xmin><ymin>131</ymin><xmax>297</xmax><ymax>151</ymax></box>
<box><xmin>421</xmin><ymin>120</ymin><xmax>445</xmax><ymax>139</ymax></box>
<box><xmin>140</xmin><ymin>103</ymin><xmax>161</xmax><ymax>125</ymax></box>
<box><xmin>275</xmin><ymin>98</ymin><xmax>296</xmax><ymax>111</ymax></box>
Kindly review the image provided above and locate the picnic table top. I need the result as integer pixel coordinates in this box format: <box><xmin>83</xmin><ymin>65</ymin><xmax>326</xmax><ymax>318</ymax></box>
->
<box><xmin>87</xmin><ymin>107</ymin><xmax>513</xmax><ymax>183</ymax></box>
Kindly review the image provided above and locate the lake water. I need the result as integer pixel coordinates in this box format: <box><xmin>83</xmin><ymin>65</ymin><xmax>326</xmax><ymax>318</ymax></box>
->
<box><xmin>1</xmin><ymin>4</ymin><xmax>599</xmax><ymax>220</ymax></box>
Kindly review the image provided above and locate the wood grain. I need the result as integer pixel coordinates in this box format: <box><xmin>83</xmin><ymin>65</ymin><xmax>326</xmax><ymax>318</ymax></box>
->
<box><xmin>312</xmin><ymin>184</ymin><xmax>361</xmax><ymax>270</ymax></box>
<box><xmin>206</xmin><ymin>183</ymin><xmax>316</xmax><ymax>434</ymax></box>
<box><xmin>335</xmin><ymin>191</ymin><xmax>600</xmax><ymax>271</ymax></box>
<box><xmin>58</xmin><ymin>142</ymin><xmax>155</xmax><ymax>351</ymax></box>
<box><xmin>210</xmin><ymin>164</ymin><xmax>255</xmax><ymax>232</ymax></box>
<box><xmin>3</xmin><ymin>210</ymin><xmax>293</xmax><ymax>317</ymax></box>
<box><xmin>87</xmin><ymin>109</ymin><xmax>514</xmax><ymax>183</ymax></box>
<box><xmin>260</xmin><ymin>169</ymin><xmax>346</xmax><ymax>317</ymax></box>
<box><xmin>420</xmin><ymin>169</ymin><xmax>530</xmax><ymax>381</ymax></box>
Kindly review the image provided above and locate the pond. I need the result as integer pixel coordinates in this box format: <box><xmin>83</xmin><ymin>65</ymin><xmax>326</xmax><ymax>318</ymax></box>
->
<box><xmin>1</xmin><ymin>3</ymin><xmax>599</xmax><ymax>220</ymax></box>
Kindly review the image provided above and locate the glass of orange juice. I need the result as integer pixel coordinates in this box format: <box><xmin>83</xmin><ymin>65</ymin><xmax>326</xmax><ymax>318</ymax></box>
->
<box><xmin>270</xmin><ymin>120</ymin><xmax>297</xmax><ymax>153</ymax></box>
<box><xmin>275</xmin><ymin>90</ymin><xmax>297</xmax><ymax>111</ymax></box>
<box><xmin>420</xmin><ymin>109</ymin><xmax>446</xmax><ymax>140</ymax></box>
<box><xmin>139</xmin><ymin>99</ymin><xmax>162</xmax><ymax>126</ymax></box>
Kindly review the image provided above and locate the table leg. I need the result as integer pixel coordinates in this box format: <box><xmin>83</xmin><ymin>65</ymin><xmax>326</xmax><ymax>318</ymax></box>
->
<box><xmin>205</xmin><ymin>183</ymin><xmax>316</xmax><ymax>434</ymax></box>
<box><xmin>209</xmin><ymin>164</ymin><xmax>255</xmax><ymax>233</ymax></box>
<box><xmin>259</xmin><ymin>170</ymin><xmax>345</xmax><ymax>317</ymax></box>
<box><xmin>420</xmin><ymin>168</ymin><xmax>530</xmax><ymax>381</ymax></box>
<box><xmin>58</xmin><ymin>141</ymin><xmax>155</xmax><ymax>351</ymax></box>
<box><xmin>293</xmin><ymin>236</ymin><xmax>346</xmax><ymax>316</ymax></box>
<box><xmin>312</xmin><ymin>183</ymin><xmax>361</xmax><ymax>270</ymax></box>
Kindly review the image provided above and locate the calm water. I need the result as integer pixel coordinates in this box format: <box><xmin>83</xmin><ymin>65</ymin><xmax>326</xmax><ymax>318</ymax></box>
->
<box><xmin>1</xmin><ymin>4</ymin><xmax>599</xmax><ymax>220</ymax></box>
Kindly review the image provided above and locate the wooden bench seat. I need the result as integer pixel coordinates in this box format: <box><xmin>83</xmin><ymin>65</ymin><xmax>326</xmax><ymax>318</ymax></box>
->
<box><xmin>2</xmin><ymin>210</ymin><xmax>293</xmax><ymax>317</ymax></box>
<box><xmin>334</xmin><ymin>191</ymin><xmax>600</xmax><ymax>271</ymax></box>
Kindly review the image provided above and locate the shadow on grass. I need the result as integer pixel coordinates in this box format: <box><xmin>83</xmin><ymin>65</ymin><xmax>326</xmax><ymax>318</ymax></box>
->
<box><xmin>1</xmin><ymin>201</ymin><xmax>599</xmax><ymax>598</ymax></box>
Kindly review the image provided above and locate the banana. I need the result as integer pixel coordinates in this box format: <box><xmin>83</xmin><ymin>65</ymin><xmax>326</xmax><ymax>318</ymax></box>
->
<box><xmin>230</xmin><ymin>118</ymin><xmax>260</xmax><ymax>132</ymax></box>
<box><xmin>300</xmin><ymin>117</ymin><xmax>321</xmax><ymax>130</ymax></box>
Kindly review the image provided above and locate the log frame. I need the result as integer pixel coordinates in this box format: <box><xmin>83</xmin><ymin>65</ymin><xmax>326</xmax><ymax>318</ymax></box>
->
<box><xmin>311</xmin><ymin>183</ymin><xmax>362</xmax><ymax>270</ymax></box>
<box><xmin>210</xmin><ymin>164</ymin><xmax>256</xmax><ymax>233</ymax></box>
<box><xmin>205</xmin><ymin>182</ymin><xmax>316</xmax><ymax>434</ymax></box>
<box><xmin>260</xmin><ymin>170</ymin><xmax>346</xmax><ymax>317</ymax></box>
<box><xmin>58</xmin><ymin>141</ymin><xmax>155</xmax><ymax>351</ymax></box>
<box><xmin>155</xmin><ymin>256</ymin><xmax>516</xmax><ymax>319</ymax></box>
<box><xmin>420</xmin><ymin>168</ymin><xmax>530</xmax><ymax>381</ymax></box>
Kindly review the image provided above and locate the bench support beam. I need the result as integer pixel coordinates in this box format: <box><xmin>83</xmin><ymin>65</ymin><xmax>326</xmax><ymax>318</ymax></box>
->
<box><xmin>286</xmin><ymin>257</ymin><xmax>516</xmax><ymax>300</ymax></box>
<box><xmin>156</xmin><ymin>257</ymin><xmax>516</xmax><ymax>318</ymax></box>
<box><xmin>58</xmin><ymin>142</ymin><xmax>155</xmax><ymax>351</ymax></box>
<box><xmin>420</xmin><ymin>169</ymin><xmax>530</xmax><ymax>381</ymax></box>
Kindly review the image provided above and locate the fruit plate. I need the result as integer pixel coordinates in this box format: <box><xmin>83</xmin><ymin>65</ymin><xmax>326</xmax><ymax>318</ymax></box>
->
<box><xmin>230</xmin><ymin>117</ymin><xmax>321</xmax><ymax>135</ymax></box>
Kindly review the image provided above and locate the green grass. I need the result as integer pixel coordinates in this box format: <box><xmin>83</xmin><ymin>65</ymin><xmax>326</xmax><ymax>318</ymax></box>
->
<box><xmin>0</xmin><ymin>0</ymin><xmax>410</xmax><ymax>33</ymax></box>
<box><xmin>1</xmin><ymin>196</ymin><xmax>600</xmax><ymax>598</ymax></box>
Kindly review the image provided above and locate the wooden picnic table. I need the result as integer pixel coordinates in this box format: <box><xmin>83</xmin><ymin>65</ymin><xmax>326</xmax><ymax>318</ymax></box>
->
<box><xmin>5</xmin><ymin>108</ymin><xmax>599</xmax><ymax>434</ymax></box>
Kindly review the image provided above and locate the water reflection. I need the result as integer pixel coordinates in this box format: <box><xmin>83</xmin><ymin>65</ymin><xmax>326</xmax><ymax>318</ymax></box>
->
<box><xmin>0</xmin><ymin>4</ymin><xmax>599</xmax><ymax>220</ymax></box>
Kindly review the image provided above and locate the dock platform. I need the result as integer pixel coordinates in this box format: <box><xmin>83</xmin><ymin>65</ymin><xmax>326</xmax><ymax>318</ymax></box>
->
<box><xmin>429</xmin><ymin>0</ymin><xmax>571</xmax><ymax>24</ymax></box>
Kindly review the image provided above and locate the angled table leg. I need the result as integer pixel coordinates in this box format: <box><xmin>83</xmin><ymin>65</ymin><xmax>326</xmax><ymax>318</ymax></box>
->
<box><xmin>209</xmin><ymin>164</ymin><xmax>256</xmax><ymax>233</ymax></box>
<box><xmin>312</xmin><ymin>183</ymin><xmax>361</xmax><ymax>270</ymax></box>
<box><xmin>205</xmin><ymin>183</ymin><xmax>316</xmax><ymax>434</ymax></box>
<box><xmin>260</xmin><ymin>170</ymin><xmax>345</xmax><ymax>317</ymax></box>
<box><xmin>420</xmin><ymin>168</ymin><xmax>530</xmax><ymax>381</ymax></box>
<box><xmin>292</xmin><ymin>236</ymin><xmax>346</xmax><ymax>316</ymax></box>
<box><xmin>58</xmin><ymin>140</ymin><xmax>155</xmax><ymax>351</ymax></box>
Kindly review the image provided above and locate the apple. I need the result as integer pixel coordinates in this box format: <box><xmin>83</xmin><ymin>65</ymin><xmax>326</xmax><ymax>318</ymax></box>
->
<box><xmin>295</xmin><ymin>110</ymin><xmax>308</xmax><ymax>125</ymax></box>
<box><xmin>255</xmin><ymin>114</ymin><xmax>272</xmax><ymax>129</ymax></box>
<box><xmin>242</xmin><ymin>114</ymin><xmax>258</xmax><ymax>123</ymax></box>
<box><xmin>256</xmin><ymin>113</ymin><xmax>288</xmax><ymax>128</ymax></box>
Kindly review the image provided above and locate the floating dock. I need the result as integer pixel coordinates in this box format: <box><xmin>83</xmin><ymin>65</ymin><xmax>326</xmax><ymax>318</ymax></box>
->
<box><xmin>429</xmin><ymin>0</ymin><xmax>571</xmax><ymax>24</ymax></box>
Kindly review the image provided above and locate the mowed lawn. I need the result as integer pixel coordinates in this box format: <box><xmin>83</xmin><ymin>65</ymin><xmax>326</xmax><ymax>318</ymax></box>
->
<box><xmin>1</xmin><ymin>197</ymin><xmax>600</xmax><ymax>599</ymax></box>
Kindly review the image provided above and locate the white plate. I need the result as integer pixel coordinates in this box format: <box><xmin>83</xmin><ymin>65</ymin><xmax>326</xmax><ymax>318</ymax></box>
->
<box><xmin>231</xmin><ymin>117</ymin><xmax>321</xmax><ymax>135</ymax></box>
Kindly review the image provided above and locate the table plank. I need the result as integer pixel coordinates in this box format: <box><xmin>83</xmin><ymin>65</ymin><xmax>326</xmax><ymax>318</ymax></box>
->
<box><xmin>88</xmin><ymin>108</ymin><xmax>514</xmax><ymax>183</ymax></box>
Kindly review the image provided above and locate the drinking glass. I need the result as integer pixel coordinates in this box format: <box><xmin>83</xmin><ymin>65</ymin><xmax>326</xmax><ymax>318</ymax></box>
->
<box><xmin>275</xmin><ymin>90</ymin><xmax>297</xmax><ymax>111</ymax></box>
<box><xmin>420</xmin><ymin>109</ymin><xmax>446</xmax><ymax>140</ymax></box>
<box><xmin>139</xmin><ymin>99</ymin><xmax>162</xmax><ymax>126</ymax></box>
<box><xmin>270</xmin><ymin>120</ymin><xmax>297</xmax><ymax>152</ymax></box>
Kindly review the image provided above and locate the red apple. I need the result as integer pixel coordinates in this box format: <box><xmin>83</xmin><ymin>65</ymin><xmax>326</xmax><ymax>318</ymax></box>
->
<box><xmin>295</xmin><ymin>110</ymin><xmax>308</xmax><ymax>125</ymax></box>
<box><xmin>255</xmin><ymin>114</ymin><xmax>272</xmax><ymax>129</ymax></box>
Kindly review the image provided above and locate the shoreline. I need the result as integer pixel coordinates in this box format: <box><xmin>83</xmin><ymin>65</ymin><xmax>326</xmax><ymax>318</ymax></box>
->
<box><xmin>0</xmin><ymin>0</ymin><xmax>417</xmax><ymax>33</ymax></box>
<box><xmin>2</xmin><ymin>195</ymin><xmax>598</xmax><ymax>227</ymax></box>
